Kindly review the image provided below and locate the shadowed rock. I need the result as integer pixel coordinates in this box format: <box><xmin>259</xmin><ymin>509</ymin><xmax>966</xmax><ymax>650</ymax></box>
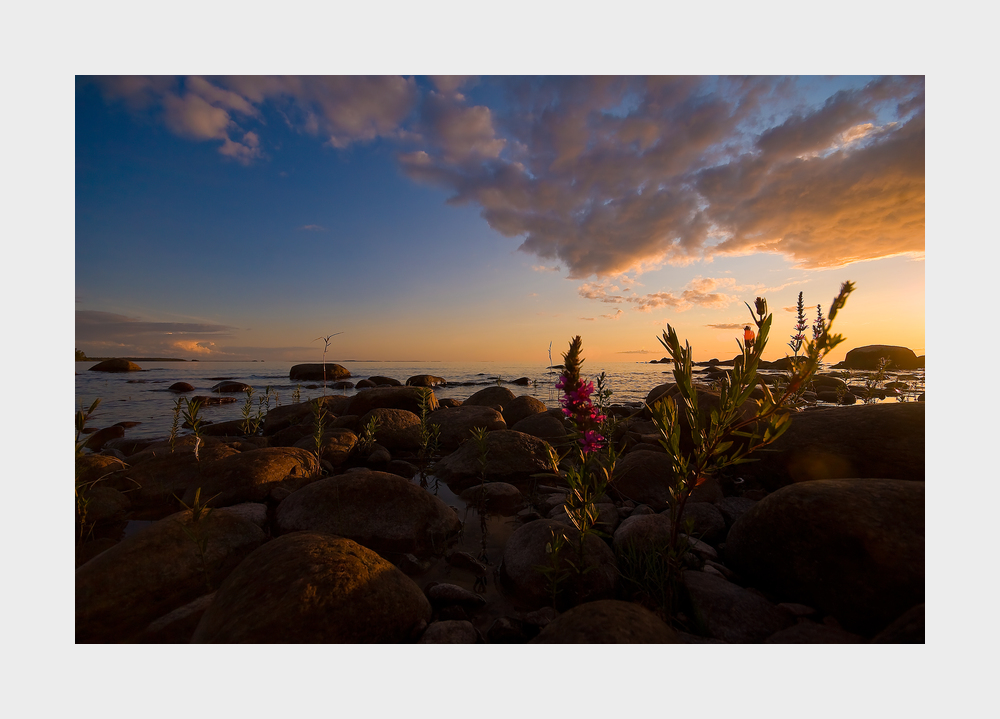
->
<box><xmin>289</xmin><ymin>363</ymin><xmax>351</xmax><ymax>381</ymax></box>
<box><xmin>464</xmin><ymin>386</ymin><xmax>516</xmax><ymax>409</ymax></box>
<box><xmin>530</xmin><ymin>600</ymin><xmax>679</xmax><ymax>643</ymax></box>
<box><xmin>427</xmin><ymin>405</ymin><xmax>506</xmax><ymax>450</ymax></box>
<box><xmin>406</xmin><ymin>374</ymin><xmax>447</xmax><ymax>387</ymax></box>
<box><xmin>346</xmin><ymin>386</ymin><xmax>438</xmax><ymax>417</ymax></box>
<box><xmin>179</xmin><ymin>447</ymin><xmax>320</xmax><ymax>507</ymax></box>
<box><xmin>682</xmin><ymin>570</ymin><xmax>795</xmax><ymax>643</ymax></box>
<box><xmin>839</xmin><ymin>345</ymin><xmax>920</xmax><ymax>370</ymax></box>
<box><xmin>89</xmin><ymin>359</ymin><xmax>142</xmax><ymax>372</ymax></box>
<box><xmin>432</xmin><ymin>430</ymin><xmax>556</xmax><ymax>489</ymax></box>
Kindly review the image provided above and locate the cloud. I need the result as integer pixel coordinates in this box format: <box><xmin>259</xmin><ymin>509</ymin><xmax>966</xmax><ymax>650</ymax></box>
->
<box><xmin>705</xmin><ymin>323</ymin><xmax>747</xmax><ymax>330</ymax></box>
<box><xmin>76</xmin><ymin>311</ymin><xmax>237</xmax><ymax>341</ymax></box>
<box><xmin>617</xmin><ymin>348</ymin><xmax>649</xmax><ymax>354</ymax></box>
<box><xmin>531</xmin><ymin>265</ymin><xmax>561</xmax><ymax>273</ymax></box>
<box><xmin>172</xmin><ymin>340</ymin><xmax>219</xmax><ymax>355</ymax></box>
<box><xmin>601</xmin><ymin>309</ymin><xmax>624</xmax><ymax>320</ymax></box>
<box><xmin>579</xmin><ymin>317</ymin><xmax>595</xmax><ymax>321</ymax></box>
<box><xmin>299</xmin><ymin>224</ymin><xmax>326</xmax><ymax>231</ymax></box>
<box><xmin>579</xmin><ymin>276</ymin><xmax>741</xmax><ymax>313</ymax></box>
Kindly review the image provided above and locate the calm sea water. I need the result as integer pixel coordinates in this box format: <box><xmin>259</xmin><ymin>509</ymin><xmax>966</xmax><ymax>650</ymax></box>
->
<box><xmin>74</xmin><ymin>359</ymin><xmax>925</xmax><ymax>440</ymax></box>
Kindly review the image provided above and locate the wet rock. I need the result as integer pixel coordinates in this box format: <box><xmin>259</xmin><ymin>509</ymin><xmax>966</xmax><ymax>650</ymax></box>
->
<box><xmin>211</xmin><ymin>381</ymin><xmax>252</xmax><ymax>393</ymax></box>
<box><xmin>612</xmin><ymin>513</ymin><xmax>672</xmax><ymax>554</ymax></box>
<box><xmin>418</xmin><ymin>620</ymin><xmax>479</xmax><ymax>643</ymax></box>
<box><xmin>346</xmin><ymin>386</ymin><xmax>438</xmax><ymax>417</ymax></box>
<box><xmin>331</xmin><ymin>381</ymin><xmax>354</xmax><ymax>389</ymax></box>
<box><xmin>438</xmin><ymin>398</ymin><xmax>462</xmax><ymax>408</ymax></box>
<box><xmin>426</xmin><ymin>583</ymin><xmax>487</xmax><ymax>609</ymax></box>
<box><xmin>191</xmin><ymin>533</ymin><xmax>431</xmax><ymax>643</ymax></box>
<box><xmin>368</xmin><ymin>375</ymin><xmax>402</xmax><ymax>386</ymax></box>
<box><xmin>511</xmin><ymin>377</ymin><xmax>532</xmax><ymax>386</ymax></box>
<box><xmin>427</xmin><ymin>405</ymin><xmax>507</xmax><ymax>451</ymax></box>
<box><xmin>530</xmin><ymin>600</ymin><xmax>679</xmax><ymax>643</ymax></box>
<box><xmin>89</xmin><ymin>359</ymin><xmax>142</xmax><ymax>372</ymax></box>
<box><xmin>464</xmin><ymin>386</ymin><xmax>516</xmax><ymax>409</ymax></box>
<box><xmin>500</xmin><ymin>519</ymin><xmax>618</xmax><ymax>610</ymax></box>
<box><xmin>366</xmin><ymin>444</ymin><xmax>391</xmax><ymax>467</ymax></box>
<box><xmin>288</xmin><ymin>363</ymin><xmax>351</xmax><ymax>382</ymax></box>
<box><xmin>406</xmin><ymin>374</ymin><xmax>447</xmax><ymax>387</ymax></box>
<box><xmin>78</xmin><ymin>485</ymin><xmax>131</xmax><ymax>524</ymax></box>
<box><xmin>502</xmin><ymin>395</ymin><xmax>548</xmax><ymax>427</ymax></box>
<box><xmin>275</xmin><ymin>470</ymin><xmax>462</xmax><ymax>558</ymax></box>
<box><xmin>355</xmin><ymin>379</ymin><xmax>376</xmax><ymax>388</ymax></box>
<box><xmin>387</xmin><ymin>459</ymin><xmax>420</xmax><ymax>479</ymax></box>
<box><xmin>82</xmin><ymin>425</ymin><xmax>125</xmax><ymax>451</ymax></box>
<box><xmin>169</xmin><ymin>382</ymin><xmax>195</xmax><ymax>393</ymax></box>
<box><xmin>682</xmin><ymin>570</ymin><xmax>795</xmax><ymax>643</ymax></box>
<box><xmin>432</xmin><ymin>430</ymin><xmax>555</xmax><ymax>488</ymax></box>
<box><xmin>724</xmin><ymin>478</ymin><xmax>924</xmax><ymax>636</ymax></box>
<box><xmin>180</xmin><ymin>447</ymin><xmax>320</xmax><ymax>507</ymax></box>
<box><xmin>76</xmin><ymin>506</ymin><xmax>268</xmax><ymax>643</ymax></box>
<box><xmin>735</xmin><ymin>403</ymin><xmax>925</xmax><ymax>490</ymax></box>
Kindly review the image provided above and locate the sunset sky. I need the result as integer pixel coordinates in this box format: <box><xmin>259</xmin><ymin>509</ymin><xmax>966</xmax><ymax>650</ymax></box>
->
<box><xmin>75</xmin><ymin>75</ymin><xmax>925</xmax><ymax>363</ymax></box>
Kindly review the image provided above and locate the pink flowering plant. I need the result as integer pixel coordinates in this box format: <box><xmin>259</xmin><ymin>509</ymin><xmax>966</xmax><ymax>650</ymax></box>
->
<box><xmin>545</xmin><ymin>336</ymin><xmax>617</xmax><ymax>538</ymax></box>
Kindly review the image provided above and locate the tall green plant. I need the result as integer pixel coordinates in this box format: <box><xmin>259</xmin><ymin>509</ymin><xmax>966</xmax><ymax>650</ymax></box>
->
<box><xmin>182</xmin><ymin>398</ymin><xmax>204</xmax><ymax>461</ymax></box>
<box><xmin>314</xmin><ymin>332</ymin><xmax>343</xmax><ymax>395</ymax></box>
<box><xmin>649</xmin><ymin>282</ymin><xmax>855</xmax><ymax>556</ymax></box>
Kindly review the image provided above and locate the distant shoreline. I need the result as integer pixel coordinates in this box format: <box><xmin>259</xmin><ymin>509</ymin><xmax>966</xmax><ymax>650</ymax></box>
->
<box><xmin>77</xmin><ymin>357</ymin><xmax>191</xmax><ymax>362</ymax></box>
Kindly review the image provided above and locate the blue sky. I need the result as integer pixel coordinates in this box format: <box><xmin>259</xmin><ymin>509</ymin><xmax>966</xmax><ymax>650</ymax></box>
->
<box><xmin>75</xmin><ymin>75</ymin><xmax>925</xmax><ymax>363</ymax></box>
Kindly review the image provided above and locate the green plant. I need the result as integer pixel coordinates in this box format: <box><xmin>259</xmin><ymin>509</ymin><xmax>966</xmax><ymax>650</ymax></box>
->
<box><xmin>293</xmin><ymin>384</ymin><xmax>302</xmax><ymax>404</ymax></box>
<box><xmin>649</xmin><ymin>282</ymin><xmax>854</xmax><ymax>571</ymax></box>
<box><xmin>75</xmin><ymin>398</ymin><xmax>101</xmax><ymax>456</ymax></box>
<box><xmin>169</xmin><ymin>397</ymin><xmax>184</xmax><ymax>452</ymax></box>
<box><xmin>182</xmin><ymin>398</ymin><xmax>204</xmax><ymax>460</ymax></box>
<box><xmin>310</xmin><ymin>398</ymin><xmax>327</xmax><ymax>468</ymax></box>
<box><xmin>357</xmin><ymin>414</ymin><xmax>381</xmax><ymax>454</ymax></box>
<box><xmin>417</xmin><ymin>389</ymin><xmax>441</xmax><ymax>461</ymax></box>
<box><xmin>788</xmin><ymin>291</ymin><xmax>808</xmax><ymax>357</ymax></box>
<box><xmin>470</xmin><ymin>425</ymin><xmax>490</xmax><ymax>482</ymax></box>
<box><xmin>313</xmin><ymin>332</ymin><xmax>343</xmax><ymax>395</ymax></box>
<box><xmin>240</xmin><ymin>387</ymin><xmax>256</xmax><ymax>435</ymax></box>
<box><xmin>534</xmin><ymin>527</ymin><xmax>575</xmax><ymax>610</ymax></box>
<box><xmin>176</xmin><ymin>487</ymin><xmax>219</xmax><ymax>594</ymax></box>
<box><xmin>861</xmin><ymin>357</ymin><xmax>891</xmax><ymax>404</ymax></box>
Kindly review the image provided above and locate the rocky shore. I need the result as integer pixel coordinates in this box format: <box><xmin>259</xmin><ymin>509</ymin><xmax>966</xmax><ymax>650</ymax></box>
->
<box><xmin>76</xmin><ymin>371</ymin><xmax>925</xmax><ymax>644</ymax></box>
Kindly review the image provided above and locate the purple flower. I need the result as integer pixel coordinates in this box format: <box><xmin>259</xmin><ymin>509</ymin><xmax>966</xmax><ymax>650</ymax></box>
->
<box><xmin>580</xmin><ymin>430</ymin><xmax>605</xmax><ymax>453</ymax></box>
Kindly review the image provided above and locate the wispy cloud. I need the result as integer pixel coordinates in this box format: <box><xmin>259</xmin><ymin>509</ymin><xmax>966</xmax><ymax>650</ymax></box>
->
<box><xmin>579</xmin><ymin>276</ymin><xmax>742</xmax><ymax>313</ymax></box>
<box><xmin>617</xmin><ymin>348</ymin><xmax>649</xmax><ymax>354</ymax></box>
<box><xmin>705</xmin><ymin>323</ymin><xmax>746</xmax><ymax>330</ymax></box>
<box><xmin>601</xmin><ymin>309</ymin><xmax>624</xmax><ymax>320</ymax></box>
<box><xmin>299</xmin><ymin>224</ymin><xmax>326</xmax><ymax>231</ymax></box>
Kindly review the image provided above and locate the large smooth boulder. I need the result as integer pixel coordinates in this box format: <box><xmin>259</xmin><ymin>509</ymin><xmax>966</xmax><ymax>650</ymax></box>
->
<box><xmin>293</xmin><ymin>428</ymin><xmax>357</xmax><ymax>465</ymax></box>
<box><xmin>500</xmin><ymin>519</ymin><xmax>618</xmax><ymax>610</ymax></box>
<box><xmin>76</xmin><ymin>506</ymin><xmax>268</xmax><ymax>643</ymax></box>
<box><xmin>359</xmin><ymin>408</ymin><xmax>422</xmax><ymax>451</ymax></box>
<box><xmin>262</xmin><ymin>396</ymin><xmax>350</xmax><ymax>436</ymax></box>
<box><xmin>724</xmin><ymin>478</ymin><xmax>924</xmax><ymax>636</ymax></box>
<box><xmin>179</xmin><ymin>447</ymin><xmax>320</xmax><ymax>507</ymax></box>
<box><xmin>211</xmin><ymin>381</ymin><xmax>252</xmax><ymax>393</ymax></box>
<box><xmin>288</xmin><ymin>363</ymin><xmax>351</xmax><ymax>381</ymax></box>
<box><xmin>610</xmin><ymin>452</ymin><xmax>673</xmax><ymax>511</ymax></box>
<box><xmin>612</xmin><ymin>513</ymin><xmax>672</xmax><ymax>554</ymax></box>
<box><xmin>511</xmin><ymin>412</ymin><xmax>568</xmax><ymax>442</ymax></box>
<box><xmin>431</xmin><ymin>430</ymin><xmax>556</xmax><ymax>489</ymax></box>
<box><xmin>275</xmin><ymin>470</ymin><xmax>462</xmax><ymax>557</ymax></box>
<box><xmin>464</xmin><ymin>386</ymin><xmax>516</xmax><ymax>408</ymax></box>
<box><xmin>89</xmin><ymin>359</ymin><xmax>142</xmax><ymax>372</ymax></box>
<box><xmin>346</xmin><ymin>386</ymin><xmax>438</xmax><ymax>417</ymax></box>
<box><xmin>191</xmin><ymin>532</ymin><xmax>431</xmax><ymax>643</ymax></box>
<box><xmin>530</xmin><ymin>600</ymin><xmax>679</xmax><ymax>643</ymax></box>
<box><xmin>840</xmin><ymin>345</ymin><xmax>920</xmax><ymax>370</ymax></box>
<box><xmin>736</xmin><ymin>403</ymin><xmax>924</xmax><ymax>490</ymax></box>
<box><xmin>427</xmin><ymin>405</ymin><xmax>506</xmax><ymax>450</ymax></box>
<box><xmin>502</xmin><ymin>395</ymin><xmax>548</xmax><ymax>427</ymax></box>
<box><xmin>407</xmin><ymin>375</ymin><xmax>447</xmax><ymax>387</ymax></box>
<box><xmin>368</xmin><ymin>375</ymin><xmax>402</xmax><ymax>386</ymax></box>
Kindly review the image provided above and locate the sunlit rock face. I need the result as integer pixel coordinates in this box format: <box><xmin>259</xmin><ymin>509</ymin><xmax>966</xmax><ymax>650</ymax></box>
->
<box><xmin>724</xmin><ymin>478</ymin><xmax>925</xmax><ymax>637</ymax></box>
<box><xmin>530</xmin><ymin>600</ymin><xmax>680</xmax><ymax>643</ymax></box>
<box><xmin>191</xmin><ymin>532</ymin><xmax>432</xmax><ymax>643</ymax></box>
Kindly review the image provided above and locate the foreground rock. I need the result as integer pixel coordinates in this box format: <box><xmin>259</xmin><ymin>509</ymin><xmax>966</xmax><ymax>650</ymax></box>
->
<box><xmin>76</xmin><ymin>506</ymin><xmax>268</xmax><ymax>642</ymax></box>
<box><xmin>464</xmin><ymin>386</ymin><xmax>516</xmax><ymax>409</ymax></box>
<box><xmin>288</xmin><ymin>363</ymin><xmax>351</xmax><ymax>382</ymax></box>
<box><xmin>531</xmin><ymin>600</ymin><xmax>679</xmax><ymax>643</ymax></box>
<box><xmin>346</xmin><ymin>386</ymin><xmax>438</xmax><ymax>417</ymax></box>
<box><xmin>191</xmin><ymin>532</ymin><xmax>431</xmax><ymax>642</ymax></box>
<box><xmin>500</xmin><ymin>519</ymin><xmax>617</xmax><ymax>610</ymax></box>
<box><xmin>427</xmin><ymin>405</ymin><xmax>506</xmax><ymax>450</ymax></box>
<box><xmin>724</xmin><ymin>478</ymin><xmax>924</xmax><ymax>636</ymax></box>
<box><xmin>407</xmin><ymin>374</ymin><xmax>447</xmax><ymax>387</ymax></box>
<box><xmin>431</xmin><ymin>430</ymin><xmax>556</xmax><ymax>489</ymax></box>
<box><xmin>736</xmin><ymin>403</ymin><xmax>924</xmax><ymax>490</ymax></box>
<box><xmin>682</xmin><ymin>570</ymin><xmax>795</xmax><ymax>643</ymax></box>
<box><xmin>89</xmin><ymin>359</ymin><xmax>142</xmax><ymax>372</ymax></box>
<box><xmin>501</xmin><ymin>395</ymin><xmax>548</xmax><ymax>427</ymax></box>
<box><xmin>179</xmin><ymin>447</ymin><xmax>320</xmax><ymax>507</ymax></box>
<box><xmin>275</xmin><ymin>470</ymin><xmax>462</xmax><ymax>557</ymax></box>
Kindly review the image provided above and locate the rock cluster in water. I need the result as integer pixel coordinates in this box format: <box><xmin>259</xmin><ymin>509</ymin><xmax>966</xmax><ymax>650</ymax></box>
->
<box><xmin>75</xmin><ymin>365</ymin><xmax>925</xmax><ymax>644</ymax></box>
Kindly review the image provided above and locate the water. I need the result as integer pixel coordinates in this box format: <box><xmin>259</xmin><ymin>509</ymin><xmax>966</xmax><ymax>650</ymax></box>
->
<box><xmin>74</xmin><ymin>359</ymin><xmax>925</xmax><ymax>440</ymax></box>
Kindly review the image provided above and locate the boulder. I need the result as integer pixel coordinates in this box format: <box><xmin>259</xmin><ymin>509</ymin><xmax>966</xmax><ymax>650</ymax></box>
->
<box><xmin>359</xmin><ymin>407</ymin><xmax>422</xmax><ymax>451</ymax></box>
<box><xmin>288</xmin><ymin>363</ymin><xmax>351</xmax><ymax>382</ymax></box>
<box><xmin>263</xmin><ymin>396</ymin><xmax>350</xmax><ymax>435</ymax></box>
<box><xmin>83</xmin><ymin>425</ymin><xmax>125</xmax><ymax>451</ymax></box>
<box><xmin>133</xmin><ymin>593</ymin><xmax>215</xmax><ymax>644</ymax></box>
<box><xmin>610</xmin><ymin>451</ymin><xmax>673</xmax><ymax>511</ymax></box>
<box><xmin>735</xmin><ymin>403</ymin><xmax>925</xmax><ymax>490</ymax></box>
<box><xmin>724</xmin><ymin>478</ymin><xmax>924</xmax><ymax>636</ymax></box>
<box><xmin>431</xmin><ymin>430</ymin><xmax>556</xmax><ymax>489</ymax></box>
<box><xmin>78</xmin><ymin>485</ymin><xmax>131</xmax><ymax>525</ymax></box>
<box><xmin>464</xmin><ymin>386</ymin><xmax>516</xmax><ymax>409</ymax></box>
<box><xmin>76</xmin><ymin>506</ymin><xmax>268</xmax><ymax>643</ymax></box>
<box><xmin>191</xmin><ymin>532</ymin><xmax>431</xmax><ymax>643</ymax></box>
<box><xmin>677</xmin><ymin>502</ymin><xmax>727</xmax><ymax>545</ymax></box>
<box><xmin>179</xmin><ymin>447</ymin><xmax>320</xmax><ymax>508</ymax></box>
<box><xmin>682</xmin><ymin>570</ymin><xmax>796</xmax><ymax>643</ymax></box>
<box><xmin>275</xmin><ymin>470</ymin><xmax>462</xmax><ymax>558</ymax></box>
<box><xmin>530</xmin><ymin>600</ymin><xmax>679</xmax><ymax>643</ymax></box>
<box><xmin>346</xmin><ymin>386</ymin><xmax>438</xmax><ymax>417</ymax></box>
<box><xmin>406</xmin><ymin>375</ymin><xmax>447</xmax><ymax>387</ymax></box>
<box><xmin>612</xmin><ymin>513</ymin><xmax>672</xmax><ymax>554</ymax></box>
<box><xmin>293</xmin><ymin>428</ymin><xmax>357</xmax><ymax>465</ymax></box>
<box><xmin>511</xmin><ymin>413</ymin><xmax>568</xmax><ymax>442</ymax></box>
<box><xmin>427</xmin><ymin>405</ymin><xmax>506</xmax><ymax>450</ymax></box>
<box><xmin>418</xmin><ymin>620</ymin><xmax>480</xmax><ymax>643</ymax></box>
<box><xmin>89</xmin><ymin>359</ymin><xmax>142</xmax><ymax>372</ymax></box>
<box><xmin>764</xmin><ymin>622</ymin><xmax>864</xmax><ymax>643</ymax></box>
<box><xmin>502</xmin><ymin>395</ymin><xmax>548</xmax><ymax>427</ymax></box>
<box><xmin>459</xmin><ymin>482</ymin><xmax>525</xmax><ymax>515</ymax></box>
<box><xmin>331</xmin><ymin>381</ymin><xmax>354</xmax><ymax>389</ymax></box>
<box><xmin>368</xmin><ymin>375</ymin><xmax>402</xmax><ymax>386</ymax></box>
<box><xmin>499</xmin><ymin>519</ymin><xmax>618</xmax><ymax>610</ymax></box>
<box><xmin>169</xmin><ymin>382</ymin><xmax>195</xmax><ymax>393</ymax></box>
<box><xmin>840</xmin><ymin>345</ymin><xmax>920</xmax><ymax>370</ymax></box>
<box><xmin>211</xmin><ymin>381</ymin><xmax>252</xmax><ymax>393</ymax></box>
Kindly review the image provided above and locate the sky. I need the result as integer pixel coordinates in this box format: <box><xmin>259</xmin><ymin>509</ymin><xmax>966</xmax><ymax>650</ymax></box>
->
<box><xmin>75</xmin><ymin>75</ymin><xmax>924</xmax><ymax>364</ymax></box>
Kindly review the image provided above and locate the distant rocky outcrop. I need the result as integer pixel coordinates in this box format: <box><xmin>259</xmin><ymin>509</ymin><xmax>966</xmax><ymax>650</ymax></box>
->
<box><xmin>835</xmin><ymin>345</ymin><xmax>921</xmax><ymax>370</ymax></box>
<box><xmin>288</xmin><ymin>363</ymin><xmax>351</xmax><ymax>381</ymax></box>
<box><xmin>89</xmin><ymin>359</ymin><xmax>142</xmax><ymax>372</ymax></box>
